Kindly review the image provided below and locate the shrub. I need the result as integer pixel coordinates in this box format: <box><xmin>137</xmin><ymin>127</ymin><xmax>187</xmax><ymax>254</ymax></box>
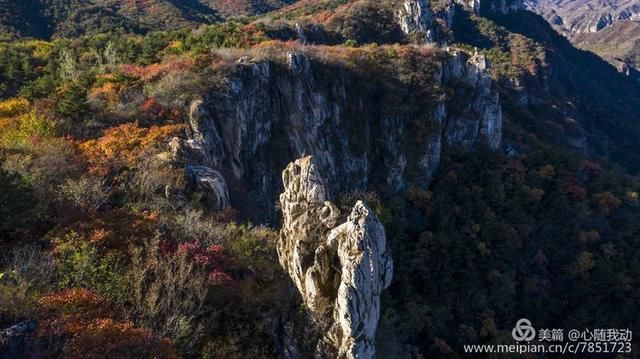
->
<box><xmin>577</xmin><ymin>230</ymin><xmax>600</xmax><ymax>243</ymax></box>
<box><xmin>52</xmin><ymin>232</ymin><xmax>128</xmax><ymax>303</ymax></box>
<box><xmin>59</xmin><ymin>175</ymin><xmax>110</xmax><ymax>212</ymax></box>
<box><xmin>29</xmin><ymin>137</ymin><xmax>84</xmax><ymax>179</ymax></box>
<box><xmin>2</xmin><ymin>137</ymin><xmax>84</xmax><ymax>204</ymax></box>
<box><xmin>0</xmin><ymin>246</ymin><xmax>56</xmax><ymax>324</ymax></box>
<box><xmin>166</xmin><ymin>209</ymin><xmax>225</xmax><ymax>245</ymax></box>
<box><xmin>39</xmin><ymin>288</ymin><xmax>106</xmax><ymax>316</ymax></box>
<box><xmin>344</xmin><ymin>39</ymin><xmax>359</xmax><ymax>47</ymax></box>
<box><xmin>173</xmin><ymin>241</ymin><xmax>232</xmax><ymax>284</ymax></box>
<box><xmin>88</xmin><ymin>81</ymin><xmax>122</xmax><ymax>108</ymax></box>
<box><xmin>120</xmin><ymin>58</ymin><xmax>194</xmax><ymax>82</ymax></box>
<box><xmin>339</xmin><ymin>190</ymin><xmax>392</xmax><ymax>223</ymax></box>
<box><xmin>49</xmin><ymin>209</ymin><xmax>159</xmax><ymax>252</ymax></box>
<box><xmin>201</xmin><ymin>224</ymin><xmax>293</xmax><ymax>358</ymax></box>
<box><xmin>37</xmin><ymin>289</ymin><xmax>178</xmax><ymax>358</ymax></box>
<box><xmin>129</xmin><ymin>238</ymin><xmax>210</xmax><ymax>355</ymax></box>
<box><xmin>145</xmin><ymin>70</ymin><xmax>206</xmax><ymax>108</ymax></box>
<box><xmin>184</xmin><ymin>21</ymin><xmax>268</xmax><ymax>52</ymax></box>
<box><xmin>128</xmin><ymin>154</ymin><xmax>184</xmax><ymax>208</ymax></box>
<box><xmin>80</xmin><ymin>122</ymin><xmax>183</xmax><ymax>174</ymax></box>
<box><xmin>0</xmin><ymin>98</ymin><xmax>30</xmax><ymax>118</ymax></box>
<box><xmin>63</xmin><ymin>318</ymin><xmax>179</xmax><ymax>359</ymax></box>
<box><xmin>0</xmin><ymin>110</ymin><xmax>58</xmax><ymax>149</ymax></box>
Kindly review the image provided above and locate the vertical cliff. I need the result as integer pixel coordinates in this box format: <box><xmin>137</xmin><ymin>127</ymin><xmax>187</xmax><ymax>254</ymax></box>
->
<box><xmin>395</xmin><ymin>0</ymin><xmax>435</xmax><ymax>41</ymax></box>
<box><xmin>182</xmin><ymin>48</ymin><xmax>502</xmax><ymax>220</ymax></box>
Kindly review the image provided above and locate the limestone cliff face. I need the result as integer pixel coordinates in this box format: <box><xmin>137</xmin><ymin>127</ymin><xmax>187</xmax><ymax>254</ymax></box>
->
<box><xmin>442</xmin><ymin>52</ymin><xmax>502</xmax><ymax>150</ymax></box>
<box><xmin>395</xmin><ymin>0</ymin><xmax>435</xmax><ymax>41</ymax></box>
<box><xmin>185</xmin><ymin>49</ymin><xmax>502</xmax><ymax>221</ymax></box>
<box><xmin>278</xmin><ymin>156</ymin><xmax>393</xmax><ymax>358</ymax></box>
<box><xmin>394</xmin><ymin>0</ymin><xmax>523</xmax><ymax>43</ymax></box>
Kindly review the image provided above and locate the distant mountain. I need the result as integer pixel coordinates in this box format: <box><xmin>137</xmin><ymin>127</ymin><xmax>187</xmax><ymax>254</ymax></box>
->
<box><xmin>526</xmin><ymin>0</ymin><xmax>640</xmax><ymax>35</ymax></box>
<box><xmin>0</xmin><ymin>0</ymin><xmax>298</xmax><ymax>40</ymax></box>
<box><xmin>526</xmin><ymin>0</ymin><xmax>640</xmax><ymax>77</ymax></box>
<box><xmin>573</xmin><ymin>20</ymin><xmax>640</xmax><ymax>74</ymax></box>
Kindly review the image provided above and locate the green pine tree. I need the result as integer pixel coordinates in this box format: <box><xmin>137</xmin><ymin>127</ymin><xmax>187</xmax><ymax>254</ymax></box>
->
<box><xmin>0</xmin><ymin>168</ymin><xmax>38</xmax><ymax>240</ymax></box>
<box><xmin>55</xmin><ymin>80</ymin><xmax>89</xmax><ymax>122</ymax></box>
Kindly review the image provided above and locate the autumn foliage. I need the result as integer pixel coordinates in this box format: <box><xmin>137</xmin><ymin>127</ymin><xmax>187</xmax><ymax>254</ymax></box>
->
<box><xmin>120</xmin><ymin>58</ymin><xmax>195</xmax><ymax>81</ymax></box>
<box><xmin>162</xmin><ymin>241</ymin><xmax>233</xmax><ymax>284</ymax></box>
<box><xmin>50</xmin><ymin>210</ymin><xmax>160</xmax><ymax>252</ymax></box>
<box><xmin>37</xmin><ymin>289</ymin><xmax>178</xmax><ymax>359</ymax></box>
<box><xmin>0</xmin><ymin>98</ymin><xmax>30</xmax><ymax>117</ymax></box>
<box><xmin>80</xmin><ymin>122</ymin><xmax>183</xmax><ymax>173</ymax></box>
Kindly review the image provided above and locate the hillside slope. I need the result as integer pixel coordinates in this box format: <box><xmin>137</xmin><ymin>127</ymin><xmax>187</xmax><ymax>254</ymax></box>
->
<box><xmin>0</xmin><ymin>0</ymin><xmax>52</xmax><ymax>40</ymax></box>
<box><xmin>463</xmin><ymin>10</ymin><xmax>640</xmax><ymax>171</ymax></box>
<box><xmin>573</xmin><ymin>20</ymin><xmax>640</xmax><ymax>72</ymax></box>
<box><xmin>0</xmin><ymin>0</ymin><xmax>298</xmax><ymax>40</ymax></box>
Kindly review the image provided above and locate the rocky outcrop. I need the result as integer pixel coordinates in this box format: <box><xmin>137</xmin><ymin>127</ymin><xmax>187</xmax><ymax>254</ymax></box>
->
<box><xmin>278</xmin><ymin>156</ymin><xmax>393</xmax><ymax>358</ymax></box>
<box><xmin>185</xmin><ymin>165</ymin><xmax>230</xmax><ymax>210</ymax></box>
<box><xmin>435</xmin><ymin>1</ymin><xmax>457</xmax><ymax>30</ymax></box>
<box><xmin>457</xmin><ymin>0</ymin><xmax>524</xmax><ymax>15</ymax></box>
<box><xmin>456</xmin><ymin>0</ymin><xmax>481</xmax><ymax>14</ymax></box>
<box><xmin>185</xmin><ymin>49</ymin><xmax>501</xmax><ymax>221</ymax></box>
<box><xmin>395</xmin><ymin>0</ymin><xmax>435</xmax><ymax>42</ymax></box>
<box><xmin>0</xmin><ymin>321</ymin><xmax>36</xmax><ymax>357</ymax></box>
<box><xmin>611</xmin><ymin>59</ymin><xmax>640</xmax><ymax>81</ymax></box>
<box><xmin>169</xmin><ymin>135</ymin><xmax>230</xmax><ymax>211</ymax></box>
